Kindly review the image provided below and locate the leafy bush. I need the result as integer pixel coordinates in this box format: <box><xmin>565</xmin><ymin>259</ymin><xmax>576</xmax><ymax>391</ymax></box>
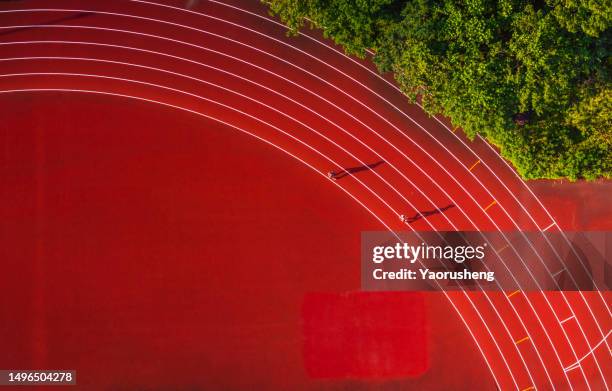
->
<box><xmin>265</xmin><ymin>0</ymin><xmax>611</xmax><ymax>180</ymax></box>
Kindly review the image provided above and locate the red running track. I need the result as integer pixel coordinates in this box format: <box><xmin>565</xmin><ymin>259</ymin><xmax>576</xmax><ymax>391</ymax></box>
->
<box><xmin>0</xmin><ymin>1</ymin><xmax>609</xmax><ymax>390</ymax></box>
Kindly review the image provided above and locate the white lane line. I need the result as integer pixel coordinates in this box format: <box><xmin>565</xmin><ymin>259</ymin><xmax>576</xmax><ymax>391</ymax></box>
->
<box><xmin>560</xmin><ymin>316</ymin><xmax>575</xmax><ymax>325</ymax></box>
<box><xmin>0</xmin><ymin>29</ymin><xmax>556</xmax><ymax>386</ymax></box>
<box><xmin>0</xmin><ymin>86</ymin><xmax>512</xmax><ymax>391</ymax></box>
<box><xmin>104</xmin><ymin>6</ymin><xmax>607</xmax><ymax>385</ymax></box>
<box><xmin>0</xmin><ymin>31</ymin><xmax>564</xmax><ymax>388</ymax></box>
<box><xmin>565</xmin><ymin>363</ymin><xmax>581</xmax><ymax>373</ymax></box>
<box><xmin>4</xmin><ymin>4</ymin><xmax>592</xmax><ymax>380</ymax></box>
<box><xmin>552</xmin><ymin>269</ymin><xmax>566</xmax><ymax>279</ymax></box>
<box><xmin>195</xmin><ymin>3</ymin><xmax>611</xmax><ymax>355</ymax></box>
<box><xmin>182</xmin><ymin>2</ymin><xmax>608</xmax><ymax>388</ymax></box>
<box><xmin>0</xmin><ymin>61</ymin><xmax>548</xmax><ymax>388</ymax></box>
<box><xmin>562</xmin><ymin>330</ymin><xmax>612</xmax><ymax>373</ymax></box>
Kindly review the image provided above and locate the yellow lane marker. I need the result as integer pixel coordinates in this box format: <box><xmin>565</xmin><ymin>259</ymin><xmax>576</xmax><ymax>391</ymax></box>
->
<box><xmin>468</xmin><ymin>160</ymin><xmax>481</xmax><ymax>171</ymax></box>
<box><xmin>515</xmin><ymin>336</ymin><xmax>530</xmax><ymax>345</ymax></box>
<box><xmin>496</xmin><ymin>244</ymin><xmax>509</xmax><ymax>254</ymax></box>
<box><xmin>507</xmin><ymin>290</ymin><xmax>521</xmax><ymax>298</ymax></box>
<box><xmin>484</xmin><ymin>200</ymin><xmax>498</xmax><ymax>211</ymax></box>
<box><xmin>521</xmin><ymin>386</ymin><xmax>535</xmax><ymax>391</ymax></box>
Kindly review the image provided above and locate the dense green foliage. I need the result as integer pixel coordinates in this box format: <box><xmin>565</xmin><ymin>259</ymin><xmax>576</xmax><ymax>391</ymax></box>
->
<box><xmin>265</xmin><ymin>0</ymin><xmax>611</xmax><ymax>180</ymax></box>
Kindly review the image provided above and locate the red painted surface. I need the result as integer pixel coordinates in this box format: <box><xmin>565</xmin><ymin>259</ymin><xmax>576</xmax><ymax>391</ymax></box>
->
<box><xmin>0</xmin><ymin>94</ymin><xmax>490</xmax><ymax>390</ymax></box>
<box><xmin>528</xmin><ymin>180</ymin><xmax>612</xmax><ymax>231</ymax></box>
<box><xmin>0</xmin><ymin>0</ymin><xmax>609</xmax><ymax>389</ymax></box>
<box><xmin>302</xmin><ymin>292</ymin><xmax>427</xmax><ymax>379</ymax></box>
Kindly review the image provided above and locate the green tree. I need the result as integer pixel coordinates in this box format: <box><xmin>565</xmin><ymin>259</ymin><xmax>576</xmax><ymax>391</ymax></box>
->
<box><xmin>265</xmin><ymin>0</ymin><xmax>611</xmax><ymax>180</ymax></box>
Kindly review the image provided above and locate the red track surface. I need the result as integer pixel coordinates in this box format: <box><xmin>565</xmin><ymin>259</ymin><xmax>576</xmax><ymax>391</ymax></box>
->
<box><xmin>0</xmin><ymin>1</ymin><xmax>609</xmax><ymax>390</ymax></box>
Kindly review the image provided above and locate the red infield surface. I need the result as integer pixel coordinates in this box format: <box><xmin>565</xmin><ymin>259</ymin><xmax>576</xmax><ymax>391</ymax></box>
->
<box><xmin>0</xmin><ymin>1</ymin><xmax>610</xmax><ymax>390</ymax></box>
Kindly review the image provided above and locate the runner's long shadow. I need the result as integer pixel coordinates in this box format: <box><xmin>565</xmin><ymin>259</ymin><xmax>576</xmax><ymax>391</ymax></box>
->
<box><xmin>0</xmin><ymin>12</ymin><xmax>94</xmax><ymax>37</ymax></box>
<box><xmin>334</xmin><ymin>160</ymin><xmax>385</xmax><ymax>179</ymax></box>
<box><xmin>406</xmin><ymin>204</ymin><xmax>455</xmax><ymax>224</ymax></box>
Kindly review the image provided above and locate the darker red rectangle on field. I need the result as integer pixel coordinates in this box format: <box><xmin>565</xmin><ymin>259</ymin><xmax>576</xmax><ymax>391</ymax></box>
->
<box><xmin>301</xmin><ymin>292</ymin><xmax>428</xmax><ymax>379</ymax></box>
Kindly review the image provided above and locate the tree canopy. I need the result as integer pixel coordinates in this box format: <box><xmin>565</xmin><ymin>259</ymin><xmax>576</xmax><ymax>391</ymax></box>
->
<box><xmin>265</xmin><ymin>0</ymin><xmax>611</xmax><ymax>180</ymax></box>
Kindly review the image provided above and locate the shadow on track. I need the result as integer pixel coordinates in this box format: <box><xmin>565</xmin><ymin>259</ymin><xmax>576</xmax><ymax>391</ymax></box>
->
<box><xmin>329</xmin><ymin>160</ymin><xmax>385</xmax><ymax>180</ymax></box>
<box><xmin>0</xmin><ymin>12</ymin><xmax>94</xmax><ymax>37</ymax></box>
<box><xmin>403</xmin><ymin>204</ymin><xmax>455</xmax><ymax>224</ymax></box>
